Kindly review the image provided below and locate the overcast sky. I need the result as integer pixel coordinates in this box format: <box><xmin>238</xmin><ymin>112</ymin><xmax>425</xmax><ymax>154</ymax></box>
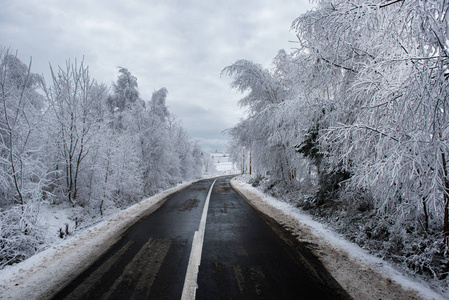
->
<box><xmin>1</xmin><ymin>0</ymin><xmax>313</xmax><ymax>152</ymax></box>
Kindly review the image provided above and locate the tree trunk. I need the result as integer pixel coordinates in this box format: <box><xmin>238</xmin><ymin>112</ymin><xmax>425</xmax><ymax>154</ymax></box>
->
<box><xmin>249</xmin><ymin>150</ymin><xmax>252</xmax><ymax>175</ymax></box>
<box><xmin>440</xmin><ymin>151</ymin><xmax>449</xmax><ymax>239</ymax></box>
<box><xmin>1</xmin><ymin>57</ymin><xmax>32</xmax><ymax>212</ymax></box>
<box><xmin>422</xmin><ymin>197</ymin><xmax>429</xmax><ymax>234</ymax></box>
<box><xmin>101</xmin><ymin>147</ymin><xmax>112</xmax><ymax>216</ymax></box>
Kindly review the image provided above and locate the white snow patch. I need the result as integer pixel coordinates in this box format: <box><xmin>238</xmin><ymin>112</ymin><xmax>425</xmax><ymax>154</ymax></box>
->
<box><xmin>37</xmin><ymin>203</ymin><xmax>77</xmax><ymax>243</ymax></box>
<box><xmin>230</xmin><ymin>177</ymin><xmax>447</xmax><ymax>300</ymax></box>
<box><xmin>215</xmin><ymin>161</ymin><xmax>235</xmax><ymax>172</ymax></box>
<box><xmin>0</xmin><ymin>182</ymin><xmax>192</xmax><ymax>300</ymax></box>
<box><xmin>209</xmin><ymin>152</ymin><xmax>239</xmax><ymax>175</ymax></box>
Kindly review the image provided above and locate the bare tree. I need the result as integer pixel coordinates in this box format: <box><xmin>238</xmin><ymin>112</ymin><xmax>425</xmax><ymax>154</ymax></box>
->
<box><xmin>0</xmin><ymin>49</ymin><xmax>47</xmax><ymax>208</ymax></box>
<box><xmin>42</xmin><ymin>59</ymin><xmax>97</xmax><ymax>206</ymax></box>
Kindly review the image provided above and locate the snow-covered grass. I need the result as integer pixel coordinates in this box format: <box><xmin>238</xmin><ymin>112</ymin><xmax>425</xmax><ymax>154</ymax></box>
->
<box><xmin>36</xmin><ymin>203</ymin><xmax>83</xmax><ymax>243</ymax></box>
<box><xmin>0</xmin><ymin>181</ymin><xmax>192</xmax><ymax>300</ymax></box>
<box><xmin>230</xmin><ymin>177</ymin><xmax>447</xmax><ymax>300</ymax></box>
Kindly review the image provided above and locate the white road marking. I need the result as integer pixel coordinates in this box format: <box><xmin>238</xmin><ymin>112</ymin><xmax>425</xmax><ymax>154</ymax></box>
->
<box><xmin>181</xmin><ymin>179</ymin><xmax>217</xmax><ymax>300</ymax></box>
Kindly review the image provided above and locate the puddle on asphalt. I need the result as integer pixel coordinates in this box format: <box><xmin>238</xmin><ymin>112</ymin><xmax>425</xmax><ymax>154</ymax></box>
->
<box><xmin>194</xmin><ymin>186</ymin><xmax>207</xmax><ymax>191</ymax></box>
<box><xmin>178</xmin><ymin>198</ymin><xmax>200</xmax><ymax>211</ymax></box>
<box><xmin>220</xmin><ymin>202</ymin><xmax>229</xmax><ymax>214</ymax></box>
<box><xmin>215</xmin><ymin>186</ymin><xmax>231</xmax><ymax>194</ymax></box>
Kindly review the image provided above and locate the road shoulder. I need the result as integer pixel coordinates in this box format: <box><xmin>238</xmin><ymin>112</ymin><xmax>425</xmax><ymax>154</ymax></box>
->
<box><xmin>230</xmin><ymin>177</ymin><xmax>444</xmax><ymax>300</ymax></box>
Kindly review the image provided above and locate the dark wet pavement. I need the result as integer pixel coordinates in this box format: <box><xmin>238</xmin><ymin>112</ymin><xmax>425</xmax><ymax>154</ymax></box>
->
<box><xmin>51</xmin><ymin>176</ymin><xmax>351</xmax><ymax>300</ymax></box>
<box><xmin>196</xmin><ymin>177</ymin><xmax>350</xmax><ymax>300</ymax></box>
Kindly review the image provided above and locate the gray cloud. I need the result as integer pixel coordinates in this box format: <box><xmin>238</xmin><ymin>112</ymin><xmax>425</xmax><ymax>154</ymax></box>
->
<box><xmin>1</xmin><ymin>0</ymin><xmax>313</xmax><ymax>152</ymax></box>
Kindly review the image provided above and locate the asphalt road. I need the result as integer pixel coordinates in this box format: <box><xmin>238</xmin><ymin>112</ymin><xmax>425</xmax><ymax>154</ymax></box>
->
<box><xmin>51</xmin><ymin>176</ymin><xmax>351</xmax><ymax>300</ymax></box>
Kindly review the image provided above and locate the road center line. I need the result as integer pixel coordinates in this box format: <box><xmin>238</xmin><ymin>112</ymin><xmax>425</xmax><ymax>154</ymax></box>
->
<box><xmin>181</xmin><ymin>179</ymin><xmax>217</xmax><ymax>300</ymax></box>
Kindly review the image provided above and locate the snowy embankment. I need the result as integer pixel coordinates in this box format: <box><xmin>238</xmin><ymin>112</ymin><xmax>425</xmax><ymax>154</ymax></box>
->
<box><xmin>230</xmin><ymin>177</ymin><xmax>447</xmax><ymax>300</ymax></box>
<box><xmin>0</xmin><ymin>182</ymin><xmax>192</xmax><ymax>300</ymax></box>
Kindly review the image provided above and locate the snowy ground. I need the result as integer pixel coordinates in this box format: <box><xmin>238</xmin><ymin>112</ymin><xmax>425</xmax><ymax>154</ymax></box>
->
<box><xmin>0</xmin><ymin>182</ymin><xmax>192</xmax><ymax>300</ymax></box>
<box><xmin>230</xmin><ymin>177</ymin><xmax>447</xmax><ymax>300</ymax></box>
<box><xmin>210</xmin><ymin>152</ymin><xmax>239</xmax><ymax>175</ymax></box>
<box><xmin>215</xmin><ymin>161</ymin><xmax>238</xmax><ymax>174</ymax></box>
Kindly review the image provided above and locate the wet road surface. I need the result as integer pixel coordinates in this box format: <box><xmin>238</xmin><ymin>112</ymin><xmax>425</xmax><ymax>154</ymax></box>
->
<box><xmin>51</xmin><ymin>176</ymin><xmax>351</xmax><ymax>299</ymax></box>
<box><xmin>52</xmin><ymin>178</ymin><xmax>214</xmax><ymax>300</ymax></box>
<box><xmin>196</xmin><ymin>178</ymin><xmax>350</xmax><ymax>300</ymax></box>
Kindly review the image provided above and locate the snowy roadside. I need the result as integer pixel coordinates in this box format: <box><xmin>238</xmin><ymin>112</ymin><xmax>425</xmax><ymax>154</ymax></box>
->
<box><xmin>0</xmin><ymin>182</ymin><xmax>192</xmax><ymax>300</ymax></box>
<box><xmin>230</xmin><ymin>177</ymin><xmax>447</xmax><ymax>300</ymax></box>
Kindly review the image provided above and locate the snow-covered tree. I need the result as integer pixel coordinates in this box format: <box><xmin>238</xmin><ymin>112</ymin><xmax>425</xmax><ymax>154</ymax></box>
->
<box><xmin>292</xmin><ymin>0</ymin><xmax>449</xmax><ymax>237</ymax></box>
<box><xmin>0</xmin><ymin>50</ymin><xmax>47</xmax><ymax>267</ymax></box>
<box><xmin>0</xmin><ymin>51</ymin><xmax>208</xmax><ymax>268</ymax></box>
<box><xmin>42</xmin><ymin>59</ymin><xmax>101</xmax><ymax>206</ymax></box>
<box><xmin>107</xmin><ymin>67</ymin><xmax>139</xmax><ymax>112</ymax></box>
<box><xmin>150</xmin><ymin>87</ymin><xmax>169</xmax><ymax>122</ymax></box>
<box><xmin>0</xmin><ymin>50</ymin><xmax>48</xmax><ymax>207</ymax></box>
<box><xmin>223</xmin><ymin>58</ymin><xmax>308</xmax><ymax>185</ymax></box>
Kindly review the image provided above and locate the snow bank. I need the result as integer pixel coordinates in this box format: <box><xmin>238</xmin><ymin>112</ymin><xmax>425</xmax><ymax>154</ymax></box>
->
<box><xmin>0</xmin><ymin>182</ymin><xmax>192</xmax><ymax>300</ymax></box>
<box><xmin>230</xmin><ymin>178</ymin><xmax>447</xmax><ymax>300</ymax></box>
